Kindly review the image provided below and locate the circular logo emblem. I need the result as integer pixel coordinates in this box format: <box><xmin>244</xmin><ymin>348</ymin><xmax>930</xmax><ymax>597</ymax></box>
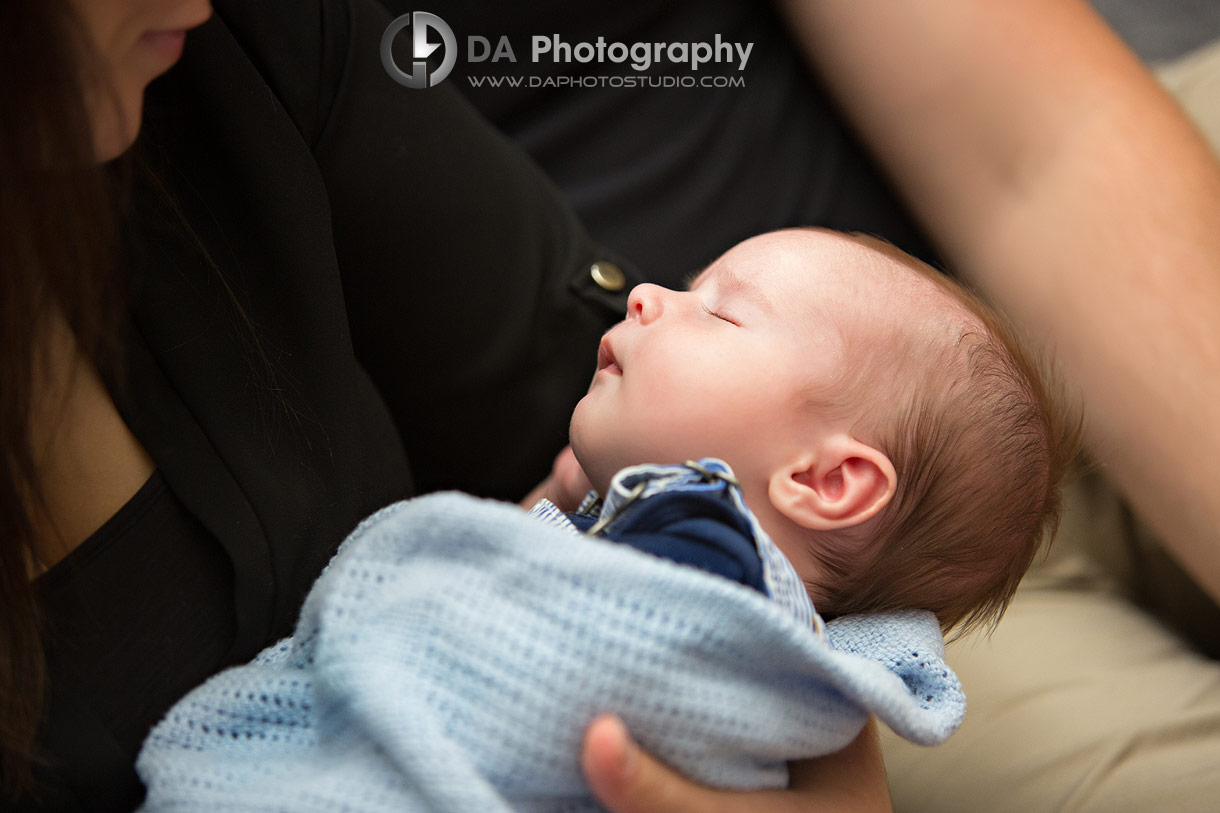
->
<box><xmin>381</xmin><ymin>12</ymin><xmax>457</xmax><ymax>89</ymax></box>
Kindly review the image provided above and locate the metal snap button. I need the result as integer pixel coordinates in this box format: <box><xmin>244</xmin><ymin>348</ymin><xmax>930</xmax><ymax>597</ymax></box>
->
<box><xmin>589</xmin><ymin>261</ymin><xmax>625</xmax><ymax>292</ymax></box>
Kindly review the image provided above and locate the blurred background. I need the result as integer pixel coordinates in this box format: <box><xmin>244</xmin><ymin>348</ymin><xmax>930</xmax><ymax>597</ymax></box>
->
<box><xmin>1093</xmin><ymin>0</ymin><xmax>1220</xmax><ymax>62</ymax></box>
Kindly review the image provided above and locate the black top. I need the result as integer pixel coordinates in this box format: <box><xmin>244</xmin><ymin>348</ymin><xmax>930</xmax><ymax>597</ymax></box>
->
<box><xmin>426</xmin><ymin>0</ymin><xmax>940</xmax><ymax>285</ymax></box>
<box><xmin>25</xmin><ymin>0</ymin><xmax>635</xmax><ymax>808</ymax></box>
<box><xmin>34</xmin><ymin>472</ymin><xmax>231</xmax><ymax>811</ymax></box>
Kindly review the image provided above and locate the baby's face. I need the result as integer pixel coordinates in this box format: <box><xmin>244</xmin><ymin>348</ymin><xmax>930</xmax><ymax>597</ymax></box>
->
<box><xmin>571</xmin><ymin>229</ymin><xmax>885</xmax><ymax>497</ymax></box>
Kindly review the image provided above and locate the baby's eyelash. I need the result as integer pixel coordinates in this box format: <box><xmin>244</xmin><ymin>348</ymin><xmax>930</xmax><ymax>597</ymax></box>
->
<box><xmin>701</xmin><ymin>303</ymin><xmax>738</xmax><ymax>325</ymax></box>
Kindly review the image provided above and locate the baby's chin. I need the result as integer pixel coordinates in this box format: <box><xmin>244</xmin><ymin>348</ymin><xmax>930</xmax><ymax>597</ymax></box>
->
<box><xmin>565</xmin><ymin>435</ymin><xmax>613</xmax><ymax>498</ymax></box>
<box><xmin>569</xmin><ymin>453</ymin><xmax>610</xmax><ymax>498</ymax></box>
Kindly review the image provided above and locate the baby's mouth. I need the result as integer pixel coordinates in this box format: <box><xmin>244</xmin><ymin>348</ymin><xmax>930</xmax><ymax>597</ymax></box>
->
<box><xmin>597</xmin><ymin>337</ymin><xmax>622</xmax><ymax>375</ymax></box>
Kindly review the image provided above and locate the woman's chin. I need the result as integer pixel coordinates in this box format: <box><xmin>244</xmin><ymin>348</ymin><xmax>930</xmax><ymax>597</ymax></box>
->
<box><xmin>90</xmin><ymin>97</ymin><xmax>143</xmax><ymax>163</ymax></box>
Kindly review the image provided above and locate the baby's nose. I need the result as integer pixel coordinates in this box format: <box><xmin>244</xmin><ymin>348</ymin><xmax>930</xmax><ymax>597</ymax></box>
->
<box><xmin>626</xmin><ymin>283</ymin><xmax>667</xmax><ymax>323</ymax></box>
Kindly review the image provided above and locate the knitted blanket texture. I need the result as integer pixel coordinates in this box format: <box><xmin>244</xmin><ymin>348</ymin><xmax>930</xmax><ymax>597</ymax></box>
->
<box><xmin>136</xmin><ymin>493</ymin><xmax>964</xmax><ymax>811</ymax></box>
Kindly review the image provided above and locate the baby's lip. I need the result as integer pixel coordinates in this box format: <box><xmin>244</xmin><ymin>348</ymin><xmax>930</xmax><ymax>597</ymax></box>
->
<box><xmin>597</xmin><ymin>336</ymin><xmax>622</xmax><ymax>375</ymax></box>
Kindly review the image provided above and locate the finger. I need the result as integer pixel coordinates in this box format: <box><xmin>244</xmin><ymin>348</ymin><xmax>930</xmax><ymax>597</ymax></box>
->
<box><xmin>582</xmin><ymin>715</ymin><xmax>700</xmax><ymax>813</ymax></box>
<box><xmin>583</xmin><ymin>715</ymin><xmax>776</xmax><ymax>813</ymax></box>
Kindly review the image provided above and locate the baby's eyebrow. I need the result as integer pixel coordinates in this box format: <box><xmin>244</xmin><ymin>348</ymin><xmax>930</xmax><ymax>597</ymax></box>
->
<box><xmin>688</xmin><ymin>266</ymin><xmax>773</xmax><ymax>312</ymax></box>
<box><xmin>682</xmin><ymin>266</ymin><xmax>710</xmax><ymax>291</ymax></box>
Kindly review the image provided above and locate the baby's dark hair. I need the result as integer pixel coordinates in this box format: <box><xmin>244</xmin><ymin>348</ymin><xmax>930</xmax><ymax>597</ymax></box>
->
<box><xmin>805</xmin><ymin>235</ymin><xmax>1082</xmax><ymax>638</ymax></box>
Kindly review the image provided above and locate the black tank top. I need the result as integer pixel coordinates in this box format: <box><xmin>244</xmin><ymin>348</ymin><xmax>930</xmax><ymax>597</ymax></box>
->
<box><xmin>31</xmin><ymin>471</ymin><xmax>233</xmax><ymax>810</ymax></box>
<box><xmin>31</xmin><ymin>471</ymin><xmax>235</xmax><ymax>805</ymax></box>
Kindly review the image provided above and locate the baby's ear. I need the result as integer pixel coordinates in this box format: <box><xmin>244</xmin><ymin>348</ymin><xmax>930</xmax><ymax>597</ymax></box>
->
<box><xmin>767</xmin><ymin>437</ymin><xmax>896</xmax><ymax>531</ymax></box>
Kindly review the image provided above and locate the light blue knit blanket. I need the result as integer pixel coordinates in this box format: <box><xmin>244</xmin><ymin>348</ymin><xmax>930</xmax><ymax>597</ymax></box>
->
<box><xmin>137</xmin><ymin>492</ymin><xmax>964</xmax><ymax>812</ymax></box>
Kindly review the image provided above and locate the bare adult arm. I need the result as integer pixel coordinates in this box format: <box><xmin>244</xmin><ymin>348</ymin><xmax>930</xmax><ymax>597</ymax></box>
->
<box><xmin>777</xmin><ymin>0</ymin><xmax>1220</xmax><ymax>601</ymax></box>
<box><xmin>582</xmin><ymin>715</ymin><xmax>892</xmax><ymax>813</ymax></box>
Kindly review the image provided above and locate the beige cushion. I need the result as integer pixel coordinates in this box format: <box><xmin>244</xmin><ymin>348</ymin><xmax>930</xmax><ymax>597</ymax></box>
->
<box><xmin>1157</xmin><ymin>37</ymin><xmax>1220</xmax><ymax>157</ymax></box>
<box><xmin>882</xmin><ymin>474</ymin><xmax>1220</xmax><ymax>811</ymax></box>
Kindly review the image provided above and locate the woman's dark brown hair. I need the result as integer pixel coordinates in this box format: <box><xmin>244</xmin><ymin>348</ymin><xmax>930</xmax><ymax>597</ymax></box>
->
<box><xmin>0</xmin><ymin>0</ymin><xmax>127</xmax><ymax>796</ymax></box>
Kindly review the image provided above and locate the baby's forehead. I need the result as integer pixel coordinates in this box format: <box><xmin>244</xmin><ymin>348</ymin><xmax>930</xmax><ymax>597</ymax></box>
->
<box><xmin>790</xmin><ymin>233</ymin><xmax>984</xmax><ymax>369</ymax></box>
<box><xmin>713</xmin><ymin>229</ymin><xmax>972</xmax><ymax>335</ymax></box>
<box><xmin>776</xmin><ymin>231</ymin><xmax>956</xmax><ymax>315</ymax></box>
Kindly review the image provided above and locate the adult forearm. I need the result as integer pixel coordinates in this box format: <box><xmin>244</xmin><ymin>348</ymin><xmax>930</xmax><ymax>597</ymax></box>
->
<box><xmin>779</xmin><ymin>0</ymin><xmax>1220</xmax><ymax>601</ymax></box>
